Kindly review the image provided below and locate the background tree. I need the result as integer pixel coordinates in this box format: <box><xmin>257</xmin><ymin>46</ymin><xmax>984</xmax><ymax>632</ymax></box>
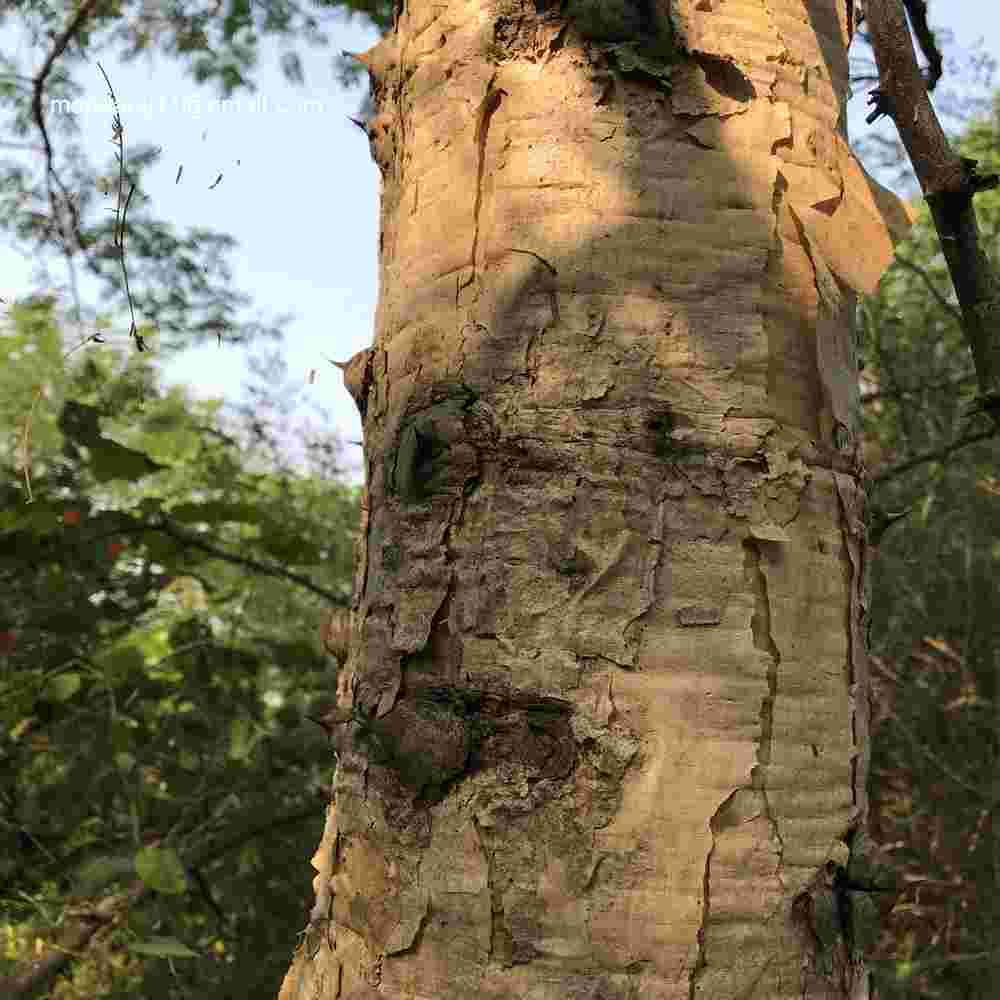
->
<box><xmin>0</xmin><ymin>0</ymin><xmax>395</xmax><ymax>352</ymax></box>
<box><xmin>1</xmin><ymin>2</ymin><xmax>389</xmax><ymax>995</ymax></box>
<box><xmin>0</xmin><ymin>297</ymin><xmax>359</xmax><ymax>998</ymax></box>
<box><xmin>854</xmin><ymin>91</ymin><xmax>1000</xmax><ymax>998</ymax></box>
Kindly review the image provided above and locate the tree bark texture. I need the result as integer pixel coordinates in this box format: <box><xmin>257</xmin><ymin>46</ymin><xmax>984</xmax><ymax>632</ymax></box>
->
<box><xmin>281</xmin><ymin>1</ymin><xmax>914</xmax><ymax>997</ymax></box>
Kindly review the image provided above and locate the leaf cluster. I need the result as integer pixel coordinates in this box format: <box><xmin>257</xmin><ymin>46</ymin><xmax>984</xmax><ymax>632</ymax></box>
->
<box><xmin>858</xmin><ymin>91</ymin><xmax>1000</xmax><ymax>1000</ymax></box>
<box><xmin>0</xmin><ymin>301</ymin><xmax>359</xmax><ymax>999</ymax></box>
<box><xmin>0</xmin><ymin>0</ymin><xmax>392</xmax><ymax>354</ymax></box>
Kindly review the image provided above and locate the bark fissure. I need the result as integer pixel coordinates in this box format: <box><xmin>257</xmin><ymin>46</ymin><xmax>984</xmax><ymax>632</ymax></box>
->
<box><xmin>833</xmin><ymin>469</ymin><xmax>870</xmax><ymax>818</ymax></box>
<box><xmin>689</xmin><ymin>838</ymin><xmax>713</xmax><ymax>1000</ymax></box>
<box><xmin>743</xmin><ymin>538</ymin><xmax>780</xmax><ymax>770</ymax></box>
<box><xmin>622</xmin><ymin>493</ymin><xmax>666</xmax><ymax>658</ymax></box>
<box><xmin>743</xmin><ymin>536</ymin><xmax>788</xmax><ymax>899</ymax></box>
<box><xmin>471</xmin><ymin>813</ymin><xmax>495</xmax><ymax>960</ymax></box>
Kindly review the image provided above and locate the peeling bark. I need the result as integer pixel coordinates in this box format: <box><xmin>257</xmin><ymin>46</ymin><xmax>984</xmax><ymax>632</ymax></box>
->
<box><xmin>281</xmin><ymin>1</ymin><xmax>913</xmax><ymax>997</ymax></box>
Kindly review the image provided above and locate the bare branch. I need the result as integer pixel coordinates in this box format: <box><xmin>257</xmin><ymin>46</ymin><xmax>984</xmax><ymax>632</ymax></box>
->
<box><xmin>30</xmin><ymin>0</ymin><xmax>100</xmax><ymax>252</ymax></box>
<box><xmin>865</xmin><ymin>0</ymin><xmax>1000</xmax><ymax>416</ymax></box>
<box><xmin>150</xmin><ymin>517</ymin><xmax>349</xmax><ymax>607</ymax></box>
<box><xmin>892</xmin><ymin>254</ymin><xmax>962</xmax><ymax>323</ymax></box>
<box><xmin>870</xmin><ymin>426</ymin><xmax>997</xmax><ymax>484</ymax></box>
<box><xmin>887</xmin><ymin>711</ymin><xmax>997</xmax><ymax>803</ymax></box>
<box><xmin>0</xmin><ymin>806</ymin><xmax>317</xmax><ymax>998</ymax></box>
<box><xmin>0</xmin><ymin>881</ymin><xmax>145</xmax><ymax>999</ymax></box>
<box><xmin>860</xmin><ymin>370</ymin><xmax>975</xmax><ymax>404</ymax></box>
<box><xmin>900</xmin><ymin>0</ymin><xmax>943</xmax><ymax>89</ymax></box>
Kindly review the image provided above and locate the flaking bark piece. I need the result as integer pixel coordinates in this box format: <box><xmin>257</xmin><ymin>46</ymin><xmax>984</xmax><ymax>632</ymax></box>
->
<box><xmin>333</xmin><ymin>348</ymin><xmax>375</xmax><ymax>417</ymax></box>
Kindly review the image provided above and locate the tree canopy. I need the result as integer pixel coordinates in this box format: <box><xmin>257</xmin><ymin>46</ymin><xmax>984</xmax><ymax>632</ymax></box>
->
<box><xmin>1</xmin><ymin>295</ymin><xmax>361</xmax><ymax>997</ymax></box>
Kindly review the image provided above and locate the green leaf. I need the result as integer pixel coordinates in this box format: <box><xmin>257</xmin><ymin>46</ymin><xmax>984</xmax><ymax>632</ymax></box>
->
<box><xmin>128</xmin><ymin>936</ymin><xmax>199</xmax><ymax>958</ymax></box>
<box><xmin>1</xmin><ymin>503</ymin><xmax>62</xmax><ymax>533</ymax></box>
<box><xmin>89</xmin><ymin>437</ymin><xmax>166</xmax><ymax>483</ymax></box>
<box><xmin>58</xmin><ymin>400</ymin><xmax>166</xmax><ymax>482</ymax></box>
<box><xmin>167</xmin><ymin>501</ymin><xmax>260</xmax><ymax>524</ymax></box>
<box><xmin>44</xmin><ymin>608</ymin><xmax>102</xmax><ymax>634</ymax></box>
<box><xmin>229</xmin><ymin>716</ymin><xmax>256</xmax><ymax>760</ymax></box>
<box><xmin>256</xmin><ymin>523</ymin><xmax>321</xmax><ymax>564</ymax></box>
<box><xmin>135</xmin><ymin>845</ymin><xmax>188</xmax><ymax>894</ymax></box>
<box><xmin>138</xmin><ymin>497</ymin><xmax>164</xmax><ymax>517</ymax></box>
<box><xmin>611</xmin><ymin>44</ymin><xmax>674</xmax><ymax>82</ymax></box>
<box><xmin>97</xmin><ymin>644</ymin><xmax>146</xmax><ymax>686</ymax></box>
<box><xmin>72</xmin><ymin>853</ymin><xmax>135</xmax><ymax>894</ymax></box>
<box><xmin>45</xmin><ymin>672</ymin><xmax>81</xmax><ymax>701</ymax></box>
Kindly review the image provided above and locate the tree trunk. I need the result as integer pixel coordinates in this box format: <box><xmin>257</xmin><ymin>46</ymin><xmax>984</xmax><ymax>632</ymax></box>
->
<box><xmin>281</xmin><ymin>1</ymin><xmax>914</xmax><ymax>997</ymax></box>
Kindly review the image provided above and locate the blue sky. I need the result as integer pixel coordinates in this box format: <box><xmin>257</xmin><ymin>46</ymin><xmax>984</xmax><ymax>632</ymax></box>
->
<box><xmin>1</xmin><ymin>4</ymin><xmax>998</xmax><ymax>480</ymax></box>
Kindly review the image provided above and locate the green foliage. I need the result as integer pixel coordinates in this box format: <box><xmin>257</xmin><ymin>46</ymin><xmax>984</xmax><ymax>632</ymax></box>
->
<box><xmin>845</xmin><ymin>829</ymin><xmax>898</xmax><ymax>894</ymax></box>
<box><xmin>859</xmin><ymin>92</ymin><xmax>1000</xmax><ymax>1000</ymax></box>
<box><xmin>0</xmin><ymin>303</ymin><xmax>359</xmax><ymax>999</ymax></box>
<box><xmin>845</xmin><ymin>890</ymin><xmax>880</xmax><ymax>963</ymax></box>
<box><xmin>108</xmin><ymin>0</ymin><xmax>395</xmax><ymax>96</ymax></box>
<box><xmin>564</xmin><ymin>0</ymin><xmax>678</xmax><ymax>88</ymax></box>
<box><xmin>135</xmin><ymin>847</ymin><xmax>187</xmax><ymax>894</ymax></box>
<box><xmin>387</xmin><ymin>389</ymin><xmax>476</xmax><ymax>504</ymax></box>
<box><xmin>810</xmin><ymin>888</ymin><xmax>841</xmax><ymax>976</ymax></box>
<box><xmin>567</xmin><ymin>0</ymin><xmax>644</xmax><ymax>44</ymax></box>
<box><xmin>0</xmin><ymin>0</ymin><xmax>393</xmax><ymax>355</ymax></box>
<box><xmin>128</xmin><ymin>936</ymin><xmax>200</xmax><ymax>959</ymax></box>
<box><xmin>0</xmin><ymin>2</ymin><xmax>391</xmax><ymax>995</ymax></box>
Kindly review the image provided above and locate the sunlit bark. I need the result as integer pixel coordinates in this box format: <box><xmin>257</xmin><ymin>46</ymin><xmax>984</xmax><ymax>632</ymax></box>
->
<box><xmin>281</xmin><ymin>2</ymin><xmax>913</xmax><ymax>997</ymax></box>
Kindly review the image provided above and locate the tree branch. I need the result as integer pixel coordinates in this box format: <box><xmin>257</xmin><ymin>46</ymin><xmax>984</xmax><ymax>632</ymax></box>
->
<box><xmin>150</xmin><ymin>517</ymin><xmax>349</xmax><ymax>606</ymax></box>
<box><xmin>0</xmin><ymin>881</ymin><xmax>145</xmax><ymax>999</ymax></box>
<box><xmin>31</xmin><ymin>0</ymin><xmax>100</xmax><ymax>253</ymax></box>
<box><xmin>861</xmin><ymin>371</ymin><xmax>975</xmax><ymax>404</ymax></box>
<box><xmin>0</xmin><ymin>806</ymin><xmax>318</xmax><ymax>998</ymax></box>
<box><xmin>887</xmin><ymin>711</ymin><xmax>997</xmax><ymax>803</ymax></box>
<box><xmin>870</xmin><ymin>427</ymin><xmax>997</xmax><ymax>484</ymax></box>
<box><xmin>899</xmin><ymin>0</ymin><xmax>943</xmax><ymax>89</ymax></box>
<box><xmin>865</xmin><ymin>0</ymin><xmax>1000</xmax><ymax>415</ymax></box>
<box><xmin>892</xmin><ymin>254</ymin><xmax>963</xmax><ymax>323</ymax></box>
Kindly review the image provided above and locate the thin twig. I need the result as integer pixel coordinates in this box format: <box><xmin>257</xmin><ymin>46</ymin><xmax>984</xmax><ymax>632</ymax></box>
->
<box><xmin>871</xmin><ymin>427</ymin><xmax>998</xmax><ymax>484</ymax></box>
<box><xmin>30</xmin><ymin>0</ymin><xmax>98</xmax><ymax>250</ymax></box>
<box><xmin>887</xmin><ymin>715</ymin><xmax>997</xmax><ymax>804</ymax></box>
<box><xmin>0</xmin><ymin>805</ymin><xmax>318</xmax><ymax>999</ymax></box>
<box><xmin>96</xmin><ymin>61</ymin><xmax>144</xmax><ymax>351</ymax></box>
<box><xmin>150</xmin><ymin>517</ymin><xmax>349</xmax><ymax>606</ymax></box>
<box><xmin>861</xmin><ymin>371</ymin><xmax>976</xmax><ymax>405</ymax></box>
<box><xmin>865</xmin><ymin>0</ymin><xmax>1000</xmax><ymax>412</ymax></box>
<box><xmin>893</xmin><ymin>255</ymin><xmax>963</xmax><ymax>323</ymax></box>
<box><xmin>17</xmin><ymin>326</ymin><xmax>106</xmax><ymax>502</ymax></box>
